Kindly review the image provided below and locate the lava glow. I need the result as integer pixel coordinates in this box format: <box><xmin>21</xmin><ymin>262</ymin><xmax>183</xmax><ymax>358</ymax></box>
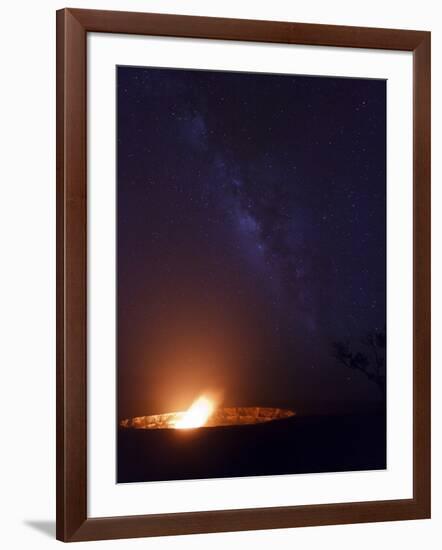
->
<box><xmin>174</xmin><ymin>396</ymin><xmax>215</xmax><ymax>429</ymax></box>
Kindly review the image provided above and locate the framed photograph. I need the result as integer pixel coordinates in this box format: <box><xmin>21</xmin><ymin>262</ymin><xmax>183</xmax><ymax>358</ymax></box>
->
<box><xmin>56</xmin><ymin>8</ymin><xmax>431</xmax><ymax>542</ymax></box>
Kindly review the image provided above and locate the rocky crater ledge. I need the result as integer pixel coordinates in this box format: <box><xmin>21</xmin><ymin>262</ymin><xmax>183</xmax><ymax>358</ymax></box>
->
<box><xmin>120</xmin><ymin>407</ymin><xmax>296</xmax><ymax>430</ymax></box>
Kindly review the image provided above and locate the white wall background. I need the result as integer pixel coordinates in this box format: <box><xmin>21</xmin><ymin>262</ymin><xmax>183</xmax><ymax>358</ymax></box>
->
<box><xmin>0</xmin><ymin>1</ymin><xmax>439</xmax><ymax>548</ymax></box>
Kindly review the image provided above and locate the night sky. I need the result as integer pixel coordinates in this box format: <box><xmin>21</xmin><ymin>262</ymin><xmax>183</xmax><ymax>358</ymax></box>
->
<box><xmin>117</xmin><ymin>66</ymin><xmax>386</xmax><ymax>420</ymax></box>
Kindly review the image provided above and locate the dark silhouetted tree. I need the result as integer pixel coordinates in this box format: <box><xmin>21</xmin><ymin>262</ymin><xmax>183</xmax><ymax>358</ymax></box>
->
<box><xmin>332</xmin><ymin>327</ymin><xmax>386</xmax><ymax>398</ymax></box>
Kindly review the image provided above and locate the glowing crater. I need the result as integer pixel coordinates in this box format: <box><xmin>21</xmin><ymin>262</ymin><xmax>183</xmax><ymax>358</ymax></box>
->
<box><xmin>120</xmin><ymin>405</ymin><xmax>295</xmax><ymax>430</ymax></box>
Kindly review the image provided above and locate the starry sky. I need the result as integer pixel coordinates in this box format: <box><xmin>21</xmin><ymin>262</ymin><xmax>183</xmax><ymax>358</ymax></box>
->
<box><xmin>117</xmin><ymin>66</ymin><xmax>386</xmax><ymax>419</ymax></box>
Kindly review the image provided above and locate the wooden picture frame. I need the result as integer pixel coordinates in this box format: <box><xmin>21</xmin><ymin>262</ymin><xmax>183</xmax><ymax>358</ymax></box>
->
<box><xmin>56</xmin><ymin>8</ymin><xmax>431</xmax><ymax>542</ymax></box>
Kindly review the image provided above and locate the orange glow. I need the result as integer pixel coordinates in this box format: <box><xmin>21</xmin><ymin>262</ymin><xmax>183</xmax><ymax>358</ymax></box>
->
<box><xmin>174</xmin><ymin>396</ymin><xmax>215</xmax><ymax>429</ymax></box>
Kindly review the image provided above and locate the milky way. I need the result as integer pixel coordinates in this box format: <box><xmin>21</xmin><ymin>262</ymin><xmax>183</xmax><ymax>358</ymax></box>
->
<box><xmin>117</xmin><ymin>66</ymin><xmax>386</xmax><ymax>418</ymax></box>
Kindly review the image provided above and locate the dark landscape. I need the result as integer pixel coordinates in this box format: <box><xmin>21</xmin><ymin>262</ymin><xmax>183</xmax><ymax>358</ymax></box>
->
<box><xmin>118</xmin><ymin>410</ymin><xmax>386</xmax><ymax>483</ymax></box>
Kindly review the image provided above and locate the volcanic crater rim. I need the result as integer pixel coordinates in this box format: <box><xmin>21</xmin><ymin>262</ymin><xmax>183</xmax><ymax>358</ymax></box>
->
<box><xmin>120</xmin><ymin>406</ymin><xmax>296</xmax><ymax>430</ymax></box>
